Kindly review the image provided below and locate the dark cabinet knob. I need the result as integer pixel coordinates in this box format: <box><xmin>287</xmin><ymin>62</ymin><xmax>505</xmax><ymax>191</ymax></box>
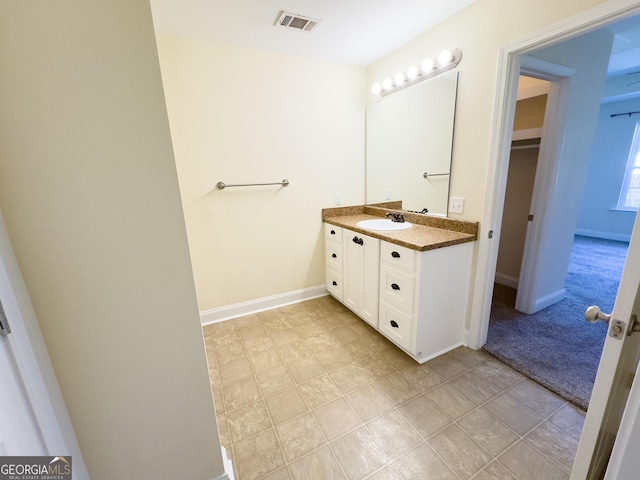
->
<box><xmin>391</xmin><ymin>283</ymin><xmax>400</xmax><ymax>290</ymax></box>
<box><xmin>332</xmin><ymin>253</ymin><xmax>337</xmax><ymax>258</ymax></box>
<box><xmin>332</xmin><ymin>281</ymin><xmax>337</xmax><ymax>286</ymax></box>
<box><xmin>391</xmin><ymin>251</ymin><xmax>400</xmax><ymax>258</ymax></box>
<box><xmin>331</xmin><ymin>229</ymin><xmax>336</xmax><ymax>235</ymax></box>
<box><xmin>352</xmin><ymin>236</ymin><xmax>363</xmax><ymax>245</ymax></box>
<box><xmin>390</xmin><ymin>320</ymin><xmax>399</xmax><ymax>328</ymax></box>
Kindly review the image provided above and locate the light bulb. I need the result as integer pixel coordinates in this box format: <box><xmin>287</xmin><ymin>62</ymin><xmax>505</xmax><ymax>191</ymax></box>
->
<box><xmin>407</xmin><ymin>65</ymin><xmax>419</xmax><ymax>79</ymax></box>
<box><xmin>394</xmin><ymin>72</ymin><xmax>405</xmax><ymax>85</ymax></box>
<box><xmin>372</xmin><ymin>83</ymin><xmax>382</xmax><ymax>95</ymax></box>
<box><xmin>382</xmin><ymin>78</ymin><xmax>393</xmax><ymax>90</ymax></box>
<box><xmin>421</xmin><ymin>58</ymin><xmax>434</xmax><ymax>72</ymax></box>
<box><xmin>438</xmin><ymin>50</ymin><xmax>454</xmax><ymax>65</ymax></box>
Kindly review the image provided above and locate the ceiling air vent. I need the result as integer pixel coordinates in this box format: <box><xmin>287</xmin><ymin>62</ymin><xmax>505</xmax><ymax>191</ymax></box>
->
<box><xmin>274</xmin><ymin>11</ymin><xmax>320</xmax><ymax>32</ymax></box>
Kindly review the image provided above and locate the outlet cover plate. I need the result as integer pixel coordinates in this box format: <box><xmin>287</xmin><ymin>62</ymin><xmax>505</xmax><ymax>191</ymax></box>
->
<box><xmin>449</xmin><ymin>197</ymin><xmax>464</xmax><ymax>214</ymax></box>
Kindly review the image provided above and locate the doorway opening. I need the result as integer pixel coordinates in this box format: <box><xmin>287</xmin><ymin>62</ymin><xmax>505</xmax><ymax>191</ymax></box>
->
<box><xmin>482</xmin><ymin>26</ymin><xmax>639</xmax><ymax>411</ymax></box>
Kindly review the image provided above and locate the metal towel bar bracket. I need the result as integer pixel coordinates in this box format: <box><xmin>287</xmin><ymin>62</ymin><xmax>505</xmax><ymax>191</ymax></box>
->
<box><xmin>217</xmin><ymin>179</ymin><xmax>290</xmax><ymax>190</ymax></box>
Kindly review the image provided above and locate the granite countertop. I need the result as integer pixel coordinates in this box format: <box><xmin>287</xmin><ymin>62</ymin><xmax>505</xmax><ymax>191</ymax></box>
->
<box><xmin>322</xmin><ymin>204</ymin><xmax>478</xmax><ymax>252</ymax></box>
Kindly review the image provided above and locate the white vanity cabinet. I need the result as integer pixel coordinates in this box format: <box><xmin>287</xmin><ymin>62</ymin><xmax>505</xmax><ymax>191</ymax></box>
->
<box><xmin>324</xmin><ymin>222</ymin><xmax>474</xmax><ymax>363</ymax></box>
<box><xmin>343</xmin><ymin>230</ymin><xmax>380</xmax><ymax>327</ymax></box>
<box><xmin>324</xmin><ymin>224</ymin><xmax>380</xmax><ymax>325</ymax></box>
<box><xmin>378</xmin><ymin>241</ymin><xmax>473</xmax><ymax>362</ymax></box>
<box><xmin>324</xmin><ymin>224</ymin><xmax>344</xmax><ymax>301</ymax></box>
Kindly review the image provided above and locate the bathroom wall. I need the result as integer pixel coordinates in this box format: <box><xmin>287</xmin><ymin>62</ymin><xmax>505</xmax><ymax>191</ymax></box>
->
<box><xmin>576</xmin><ymin>96</ymin><xmax>640</xmax><ymax>241</ymax></box>
<box><xmin>154</xmin><ymin>0</ymin><xmax>616</xmax><ymax>320</ymax></box>
<box><xmin>366</xmin><ymin>0</ymin><xmax>612</xmax><ymax>323</ymax></box>
<box><xmin>155</xmin><ymin>33</ymin><xmax>366</xmax><ymax>313</ymax></box>
<box><xmin>0</xmin><ymin>2</ymin><xmax>224</xmax><ymax>479</ymax></box>
<box><xmin>366</xmin><ymin>0</ymin><xmax>610</xmax><ymax>223</ymax></box>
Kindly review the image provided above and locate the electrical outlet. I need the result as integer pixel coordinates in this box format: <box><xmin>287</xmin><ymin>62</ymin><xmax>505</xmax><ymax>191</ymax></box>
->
<box><xmin>449</xmin><ymin>197</ymin><xmax>464</xmax><ymax>214</ymax></box>
<box><xmin>335</xmin><ymin>193</ymin><xmax>343</xmax><ymax>205</ymax></box>
<box><xmin>385</xmin><ymin>190</ymin><xmax>392</xmax><ymax>200</ymax></box>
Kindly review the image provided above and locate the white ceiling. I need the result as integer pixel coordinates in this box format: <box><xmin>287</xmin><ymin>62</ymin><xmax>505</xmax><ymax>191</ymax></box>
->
<box><xmin>149</xmin><ymin>0</ymin><xmax>477</xmax><ymax>66</ymax></box>
<box><xmin>150</xmin><ymin>1</ymin><xmax>640</xmax><ymax>76</ymax></box>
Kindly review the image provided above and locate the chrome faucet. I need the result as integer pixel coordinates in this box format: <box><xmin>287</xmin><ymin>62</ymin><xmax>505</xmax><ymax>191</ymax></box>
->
<box><xmin>386</xmin><ymin>212</ymin><xmax>405</xmax><ymax>223</ymax></box>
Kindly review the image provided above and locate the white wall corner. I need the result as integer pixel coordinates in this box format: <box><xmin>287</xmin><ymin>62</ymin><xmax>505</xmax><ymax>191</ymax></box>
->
<box><xmin>200</xmin><ymin>285</ymin><xmax>329</xmax><ymax>325</ymax></box>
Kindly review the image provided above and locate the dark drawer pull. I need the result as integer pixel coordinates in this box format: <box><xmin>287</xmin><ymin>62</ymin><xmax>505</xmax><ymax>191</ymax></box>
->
<box><xmin>330</xmin><ymin>229</ymin><xmax>336</xmax><ymax>235</ymax></box>
<box><xmin>332</xmin><ymin>281</ymin><xmax>337</xmax><ymax>286</ymax></box>
<box><xmin>390</xmin><ymin>320</ymin><xmax>399</xmax><ymax>328</ymax></box>
<box><xmin>352</xmin><ymin>236</ymin><xmax>363</xmax><ymax>245</ymax></box>
<box><xmin>391</xmin><ymin>251</ymin><xmax>400</xmax><ymax>258</ymax></box>
<box><xmin>332</xmin><ymin>253</ymin><xmax>337</xmax><ymax>258</ymax></box>
<box><xmin>391</xmin><ymin>283</ymin><xmax>400</xmax><ymax>290</ymax></box>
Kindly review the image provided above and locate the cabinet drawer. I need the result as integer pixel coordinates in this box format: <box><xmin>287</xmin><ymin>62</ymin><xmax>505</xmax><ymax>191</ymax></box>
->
<box><xmin>325</xmin><ymin>243</ymin><xmax>343</xmax><ymax>273</ymax></box>
<box><xmin>325</xmin><ymin>269</ymin><xmax>343</xmax><ymax>301</ymax></box>
<box><xmin>380</xmin><ymin>242</ymin><xmax>416</xmax><ymax>272</ymax></box>
<box><xmin>324</xmin><ymin>224</ymin><xmax>343</xmax><ymax>244</ymax></box>
<box><xmin>379</xmin><ymin>301</ymin><xmax>413</xmax><ymax>352</ymax></box>
<box><xmin>380</xmin><ymin>264</ymin><xmax>415</xmax><ymax>314</ymax></box>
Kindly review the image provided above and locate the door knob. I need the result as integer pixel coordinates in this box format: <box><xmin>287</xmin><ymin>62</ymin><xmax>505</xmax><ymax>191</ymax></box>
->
<box><xmin>585</xmin><ymin>305</ymin><xmax>611</xmax><ymax>324</ymax></box>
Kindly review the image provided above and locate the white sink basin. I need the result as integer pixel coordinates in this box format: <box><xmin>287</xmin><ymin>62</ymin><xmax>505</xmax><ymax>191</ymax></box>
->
<box><xmin>356</xmin><ymin>219</ymin><xmax>413</xmax><ymax>231</ymax></box>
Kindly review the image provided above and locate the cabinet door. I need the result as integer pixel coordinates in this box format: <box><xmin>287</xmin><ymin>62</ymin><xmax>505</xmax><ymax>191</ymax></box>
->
<box><xmin>344</xmin><ymin>231</ymin><xmax>380</xmax><ymax>327</ymax></box>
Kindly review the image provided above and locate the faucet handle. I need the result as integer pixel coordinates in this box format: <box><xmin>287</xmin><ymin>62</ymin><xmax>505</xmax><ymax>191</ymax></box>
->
<box><xmin>386</xmin><ymin>212</ymin><xmax>405</xmax><ymax>223</ymax></box>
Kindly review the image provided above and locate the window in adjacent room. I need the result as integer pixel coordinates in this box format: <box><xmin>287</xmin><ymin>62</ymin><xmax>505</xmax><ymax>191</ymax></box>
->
<box><xmin>617</xmin><ymin>122</ymin><xmax>640</xmax><ymax>211</ymax></box>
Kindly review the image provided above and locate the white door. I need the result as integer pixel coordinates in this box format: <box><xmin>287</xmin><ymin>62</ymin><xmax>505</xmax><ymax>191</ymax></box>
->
<box><xmin>0</xmin><ymin>282</ymin><xmax>45</xmax><ymax>455</ymax></box>
<box><xmin>605</xmin><ymin>350</ymin><xmax>640</xmax><ymax>479</ymax></box>
<box><xmin>0</xmin><ymin>211</ymin><xmax>86</xmax><ymax>477</ymax></box>
<box><xmin>0</xmin><ymin>327</ymin><xmax>45</xmax><ymax>454</ymax></box>
<box><xmin>571</xmin><ymin>210</ymin><xmax>640</xmax><ymax>479</ymax></box>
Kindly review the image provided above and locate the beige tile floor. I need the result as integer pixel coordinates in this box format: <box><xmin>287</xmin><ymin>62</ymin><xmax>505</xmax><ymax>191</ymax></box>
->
<box><xmin>204</xmin><ymin>296</ymin><xmax>586</xmax><ymax>480</ymax></box>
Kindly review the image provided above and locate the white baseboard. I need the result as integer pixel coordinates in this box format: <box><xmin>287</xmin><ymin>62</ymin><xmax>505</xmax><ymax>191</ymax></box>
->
<box><xmin>208</xmin><ymin>446</ymin><xmax>235</xmax><ymax>480</ymax></box>
<box><xmin>531</xmin><ymin>288</ymin><xmax>566</xmax><ymax>313</ymax></box>
<box><xmin>211</xmin><ymin>473</ymin><xmax>232</xmax><ymax>480</ymax></box>
<box><xmin>575</xmin><ymin>228</ymin><xmax>631</xmax><ymax>242</ymax></box>
<box><xmin>200</xmin><ymin>285</ymin><xmax>329</xmax><ymax>325</ymax></box>
<box><xmin>494</xmin><ymin>272</ymin><xmax>519</xmax><ymax>289</ymax></box>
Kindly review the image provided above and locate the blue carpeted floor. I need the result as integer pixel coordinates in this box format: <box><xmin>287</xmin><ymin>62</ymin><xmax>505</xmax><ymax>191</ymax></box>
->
<box><xmin>483</xmin><ymin>235</ymin><xmax>629</xmax><ymax>410</ymax></box>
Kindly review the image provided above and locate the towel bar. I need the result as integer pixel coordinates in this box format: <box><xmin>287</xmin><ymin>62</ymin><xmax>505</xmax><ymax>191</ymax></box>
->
<box><xmin>217</xmin><ymin>179</ymin><xmax>289</xmax><ymax>190</ymax></box>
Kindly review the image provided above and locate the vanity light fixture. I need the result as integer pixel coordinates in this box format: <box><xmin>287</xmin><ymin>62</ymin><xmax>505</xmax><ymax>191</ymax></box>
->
<box><xmin>371</xmin><ymin>48</ymin><xmax>462</xmax><ymax>97</ymax></box>
<box><xmin>421</xmin><ymin>58</ymin><xmax>435</xmax><ymax>73</ymax></box>
<box><xmin>394</xmin><ymin>72</ymin><xmax>406</xmax><ymax>85</ymax></box>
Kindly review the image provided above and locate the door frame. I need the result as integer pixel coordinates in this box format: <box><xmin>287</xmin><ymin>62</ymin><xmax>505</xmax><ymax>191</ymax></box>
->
<box><xmin>0</xmin><ymin>211</ymin><xmax>88</xmax><ymax>477</ymax></box>
<box><xmin>468</xmin><ymin>0</ymin><xmax>640</xmax><ymax>349</ymax></box>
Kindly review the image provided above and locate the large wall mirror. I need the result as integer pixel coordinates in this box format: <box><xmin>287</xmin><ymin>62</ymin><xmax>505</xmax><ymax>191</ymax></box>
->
<box><xmin>366</xmin><ymin>70</ymin><xmax>458</xmax><ymax>216</ymax></box>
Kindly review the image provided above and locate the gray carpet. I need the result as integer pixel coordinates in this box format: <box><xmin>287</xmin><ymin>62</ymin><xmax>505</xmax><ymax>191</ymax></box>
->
<box><xmin>483</xmin><ymin>235</ymin><xmax>629</xmax><ymax>410</ymax></box>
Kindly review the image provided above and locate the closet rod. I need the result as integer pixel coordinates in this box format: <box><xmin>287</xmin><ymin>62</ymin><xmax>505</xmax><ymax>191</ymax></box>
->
<box><xmin>216</xmin><ymin>179</ymin><xmax>289</xmax><ymax>190</ymax></box>
<box><xmin>611</xmin><ymin>111</ymin><xmax>640</xmax><ymax>118</ymax></box>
